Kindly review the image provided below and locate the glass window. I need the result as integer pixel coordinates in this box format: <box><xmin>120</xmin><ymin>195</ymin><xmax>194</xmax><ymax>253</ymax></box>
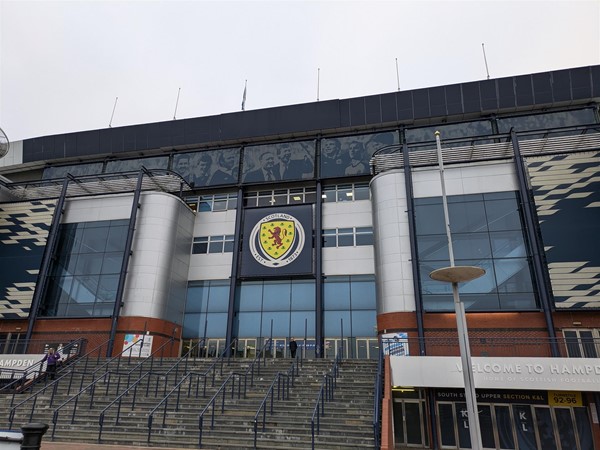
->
<box><xmin>324</xmin><ymin>276</ymin><xmax>351</xmax><ymax>309</ymax></box>
<box><xmin>322</xmin><ymin>229</ymin><xmax>337</xmax><ymax>248</ymax></box>
<box><xmin>416</xmin><ymin>192</ymin><xmax>536</xmax><ymax>312</ymax></box>
<box><xmin>351</xmin><ymin>275</ymin><xmax>376</xmax><ymax>309</ymax></box>
<box><xmin>337</xmin><ymin>228</ymin><xmax>354</xmax><ymax>247</ymax></box>
<box><xmin>355</xmin><ymin>227</ymin><xmax>374</xmax><ymax>246</ymax></box>
<box><xmin>291</xmin><ymin>311</ymin><xmax>315</xmax><ymax>336</ymax></box>
<box><xmin>354</xmin><ymin>183</ymin><xmax>370</xmax><ymax>200</ymax></box>
<box><xmin>352</xmin><ymin>310</ymin><xmax>376</xmax><ymax>336</ymax></box>
<box><xmin>192</xmin><ymin>237</ymin><xmax>208</xmax><ymax>254</ymax></box>
<box><xmin>337</xmin><ymin>185</ymin><xmax>353</xmax><ymax>202</ymax></box>
<box><xmin>291</xmin><ymin>280</ymin><xmax>315</xmax><ymax>310</ymax></box>
<box><xmin>263</xmin><ymin>280</ymin><xmax>291</xmax><ymax>311</ymax></box>
<box><xmin>208</xmin><ymin>236</ymin><xmax>224</xmax><ymax>253</ymax></box>
<box><xmin>236</xmin><ymin>312</ymin><xmax>262</xmax><ymax>337</ymax></box>
<box><xmin>239</xmin><ymin>282</ymin><xmax>263</xmax><ymax>311</ymax></box>
<box><xmin>324</xmin><ymin>310</ymin><xmax>351</xmax><ymax>337</ymax></box>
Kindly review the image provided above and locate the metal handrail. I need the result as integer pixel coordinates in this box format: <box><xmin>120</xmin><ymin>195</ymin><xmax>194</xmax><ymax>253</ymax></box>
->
<box><xmin>146</xmin><ymin>371</ymin><xmax>209</xmax><ymax>443</ymax></box>
<box><xmin>1</xmin><ymin>338</ymin><xmax>87</xmax><ymax>395</ymax></box>
<box><xmin>145</xmin><ymin>339</ymin><xmax>237</xmax><ymax>444</ymax></box>
<box><xmin>197</xmin><ymin>372</ymin><xmax>247</xmax><ymax>447</ymax></box>
<box><xmin>310</xmin><ymin>345</ymin><xmax>343</xmax><ymax>450</ymax></box>
<box><xmin>47</xmin><ymin>337</ymin><xmax>173</xmax><ymax>439</ymax></box>
<box><xmin>8</xmin><ymin>341</ymin><xmax>114</xmax><ymax>429</ymax></box>
<box><xmin>373</xmin><ymin>340</ymin><xmax>384</xmax><ymax>449</ymax></box>
<box><xmin>197</xmin><ymin>338</ymin><xmax>272</xmax><ymax>447</ymax></box>
<box><xmin>253</xmin><ymin>360</ymin><xmax>298</xmax><ymax>448</ymax></box>
<box><xmin>97</xmin><ymin>371</ymin><xmax>164</xmax><ymax>442</ymax></box>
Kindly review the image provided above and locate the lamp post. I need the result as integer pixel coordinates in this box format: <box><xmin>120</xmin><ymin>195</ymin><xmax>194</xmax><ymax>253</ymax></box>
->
<box><xmin>429</xmin><ymin>131</ymin><xmax>485</xmax><ymax>450</ymax></box>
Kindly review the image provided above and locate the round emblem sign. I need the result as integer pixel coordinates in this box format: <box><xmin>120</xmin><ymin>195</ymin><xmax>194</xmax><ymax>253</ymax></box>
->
<box><xmin>249</xmin><ymin>213</ymin><xmax>305</xmax><ymax>268</ymax></box>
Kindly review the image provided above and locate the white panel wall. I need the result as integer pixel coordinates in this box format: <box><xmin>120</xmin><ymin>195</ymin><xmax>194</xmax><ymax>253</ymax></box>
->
<box><xmin>122</xmin><ymin>192</ymin><xmax>194</xmax><ymax>324</ymax></box>
<box><xmin>63</xmin><ymin>194</ymin><xmax>132</xmax><ymax>223</ymax></box>
<box><xmin>322</xmin><ymin>199</ymin><xmax>374</xmax><ymax>275</ymax></box>
<box><xmin>188</xmin><ymin>210</ymin><xmax>237</xmax><ymax>281</ymax></box>
<box><xmin>412</xmin><ymin>161</ymin><xmax>518</xmax><ymax>198</ymax></box>
<box><xmin>370</xmin><ymin>170</ymin><xmax>415</xmax><ymax>314</ymax></box>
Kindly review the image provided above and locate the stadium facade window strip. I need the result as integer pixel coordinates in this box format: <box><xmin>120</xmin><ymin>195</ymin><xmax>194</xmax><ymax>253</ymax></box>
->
<box><xmin>322</xmin><ymin>183</ymin><xmax>370</xmax><ymax>202</ymax></box>
<box><xmin>414</xmin><ymin>191</ymin><xmax>537</xmax><ymax>312</ymax></box>
<box><xmin>39</xmin><ymin>219</ymin><xmax>129</xmax><ymax>318</ymax></box>
<box><xmin>192</xmin><ymin>235</ymin><xmax>235</xmax><ymax>254</ymax></box>
<box><xmin>323</xmin><ymin>227</ymin><xmax>374</xmax><ymax>247</ymax></box>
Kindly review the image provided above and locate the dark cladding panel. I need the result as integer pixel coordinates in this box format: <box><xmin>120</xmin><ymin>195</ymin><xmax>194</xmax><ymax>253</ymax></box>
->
<box><xmin>532</xmin><ymin>72</ymin><xmax>553</xmax><ymax>105</ymax></box>
<box><xmin>75</xmin><ymin>130</ymin><xmax>100</xmax><ymax>156</ymax></box>
<box><xmin>184</xmin><ymin>116</ymin><xmax>220</xmax><ymax>145</ymax></box>
<box><xmin>339</xmin><ymin>99</ymin><xmax>351</xmax><ymax>127</ymax></box>
<box><xmin>380</xmin><ymin>93</ymin><xmax>397</xmax><ymax>122</ymax></box>
<box><xmin>22</xmin><ymin>139</ymin><xmax>43</xmax><ymax>163</ymax></box>
<box><xmin>364</xmin><ymin>95</ymin><xmax>382</xmax><ymax>124</ymax></box>
<box><xmin>462</xmin><ymin>82</ymin><xmax>481</xmax><ymax>113</ymax></box>
<box><xmin>396</xmin><ymin>91</ymin><xmax>413</xmax><ymax>121</ymax></box>
<box><xmin>102</xmin><ymin>127</ymin><xmax>125</xmax><ymax>153</ymax></box>
<box><xmin>349</xmin><ymin>97</ymin><xmax>366</xmax><ymax>126</ymax></box>
<box><xmin>497</xmin><ymin>77</ymin><xmax>516</xmax><ymax>109</ymax></box>
<box><xmin>412</xmin><ymin>89</ymin><xmax>430</xmax><ymax>119</ymax></box>
<box><xmin>429</xmin><ymin>87</ymin><xmax>446</xmax><ymax>117</ymax></box>
<box><xmin>592</xmin><ymin>65</ymin><xmax>600</xmax><ymax>98</ymax></box>
<box><xmin>551</xmin><ymin>69</ymin><xmax>572</xmax><ymax>102</ymax></box>
<box><xmin>122</xmin><ymin>126</ymin><xmax>138</xmax><ymax>153</ymax></box>
<box><xmin>571</xmin><ymin>67</ymin><xmax>592</xmax><ymax>99</ymax></box>
<box><xmin>55</xmin><ymin>133</ymin><xmax>78</xmax><ymax>160</ymax></box>
<box><xmin>147</xmin><ymin>121</ymin><xmax>175</xmax><ymax>149</ymax></box>
<box><xmin>445</xmin><ymin>84</ymin><xmax>463</xmax><ymax>115</ymax></box>
<box><xmin>171</xmin><ymin>119</ymin><xmax>186</xmax><ymax>146</ymax></box>
<box><xmin>480</xmin><ymin>79</ymin><xmax>498</xmax><ymax>111</ymax></box>
<box><xmin>266</xmin><ymin>102</ymin><xmax>340</xmax><ymax>135</ymax></box>
<box><xmin>515</xmin><ymin>75</ymin><xmax>534</xmax><ymax>107</ymax></box>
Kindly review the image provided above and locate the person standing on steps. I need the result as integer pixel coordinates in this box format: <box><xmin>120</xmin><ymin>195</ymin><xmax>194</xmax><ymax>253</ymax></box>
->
<box><xmin>42</xmin><ymin>347</ymin><xmax>61</xmax><ymax>380</ymax></box>
<box><xmin>289</xmin><ymin>338</ymin><xmax>298</xmax><ymax>359</ymax></box>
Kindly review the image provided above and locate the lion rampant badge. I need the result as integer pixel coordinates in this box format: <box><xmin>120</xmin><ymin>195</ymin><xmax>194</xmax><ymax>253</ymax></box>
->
<box><xmin>249</xmin><ymin>213</ymin><xmax>305</xmax><ymax>267</ymax></box>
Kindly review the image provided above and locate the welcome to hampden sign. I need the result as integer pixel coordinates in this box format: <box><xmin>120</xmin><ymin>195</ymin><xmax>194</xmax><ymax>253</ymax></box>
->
<box><xmin>391</xmin><ymin>356</ymin><xmax>600</xmax><ymax>392</ymax></box>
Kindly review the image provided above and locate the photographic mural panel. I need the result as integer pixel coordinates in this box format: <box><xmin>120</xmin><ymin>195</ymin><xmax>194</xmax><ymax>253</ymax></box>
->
<box><xmin>173</xmin><ymin>148</ymin><xmax>240</xmax><ymax>187</ymax></box>
<box><xmin>320</xmin><ymin>131</ymin><xmax>399</xmax><ymax>178</ymax></box>
<box><xmin>242</xmin><ymin>141</ymin><xmax>315</xmax><ymax>183</ymax></box>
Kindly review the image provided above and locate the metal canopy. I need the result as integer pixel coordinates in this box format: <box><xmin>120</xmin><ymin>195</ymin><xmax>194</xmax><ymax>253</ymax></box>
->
<box><xmin>1</xmin><ymin>169</ymin><xmax>193</xmax><ymax>201</ymax></box>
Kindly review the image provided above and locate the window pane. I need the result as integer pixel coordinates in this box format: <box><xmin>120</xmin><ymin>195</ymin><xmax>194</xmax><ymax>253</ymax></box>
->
<box><xmin>291</xmin><ymin>280</ymin><xmax>315</xmax><ymax>310</ymax></box>
<box><xmin>71</xmin><ymin>275</ymin><xmax>99</xmax><ymax>303</ymax></box>
<box><xmin>486</xmin><ymin>198</ymin><xmax>522</xmax><ymax>231</ymax></box>
<box><xmin>207</xmin><ymin>282</ymin><xmax>230</xmax><ymax>312</ymax></box>
<box><xmin>262</xmin><ymin>311</ymin><xmax>290</xmax><ymax>336</ymax></box>
<box><xmin>354</xmin><ymin>184</ymin><xmax>370</xmax><ymax>200</ymax></box>
<box><xmin>263</xmin><ymin>280</ymin><xmax>291</xmax><ymax>311</ymax></box>
<box><xmin>337</xmin><ymin>185</ymin><xmax>353</xmax><ymax>202</ymax></box>
<box><xmin>291</xmin><ymin>311</ymin><xmax>315</xmax><ymax>336</ymax></box>
<box><xmin>415</xmin><ymin>203</ymin><xmax>446</xmax><ymax>235</ymax></box>
<box><xmin>322</xmin><ymin>188</ymin><xmax>336</xmax><ymax>202</ymax></box>
<box><xmin>192</xmin><ymin>242</ymin><xmax>208</xmax><ymax>254</ymax></box>
<box><xmin>97</xmin><ymin>274</ymin><xmax>119</xmax><ymax>302</ymax></box>
<box><xmin>106</xmin><ymin>225</ymin><xmax>128</xmax><ymax>252</ymax></box>
<box><xmin>352</xmin><ymin>310</ymin><xmax>376</xmax><ymax>336</ymax></box>
<box><xmin>239</xmin><ymin>282</ymin><xmax>263</xmax><ymax>311</ymax></box>
<box><xmin>237</xmin><ymin>312</ymin><xmax>261</xmax><ymax>337</ymax></box>
<box><xmin>74</xmin><ymin>253</ymin><xmax>103</xmax><ymax>275</ymax></box>
<box><xmin>205</xmin><ymin>313</ymin><xmax>228</xmax><ymax>338</ymax></box>
<box><xmin>494</xmin><ymin>258</ymin><xmax>534</xmax><ymax>293</ymax></box>
<box><xmin>453</xmin><ymin>233</ymin><xmax>492</xmax><ymax>259</ymax></box>
<box><xmin>80</xmin><ymin>226</ymin><xmax>109</xmax><ymax>253</ymax></box>
<box><xmin>449</xmin><ymin>201</ymin><xmax>487</xmax><ymax>233</ymax></box>
<box><xmin>100</xmin><ymin>253</ymin><xmax>123</xmax><ymax>274</ymax></box>
<box><xmin>186</xmin><ymin>284</ymin><xmax>209</xmax><ymax>313</ymax></box>
<box><xmin>324</xmin><ymin>310</ymin><xmax>351</xmax><ymax>337</ymax></box>
<box><xmin>324</xmin><ymin>277</ymin><xmax>350</xmax><ymax>309</ymax></box>
<box><xmin>490</xmin><ymin>230</ymin><xmax>526</xmax><ymax>258</ymax></box>
<box><xmin>355</xmin><ymin>232</ymin><xmax>374</xmax><ymax>246</ymax></box>
<box><xmin>208</xmin><ymin>239</ymin><xmax>224</xmax><ymax>253</ymax></box>
<box><xmin>351</xmin><ymin>277</ymin><xmax>376</xmax><ymax>309</ymax></box>
<box><xmin>417</xmin><ymin>235</ymin><xmax>449</xmax><ymax>261</ymax></box>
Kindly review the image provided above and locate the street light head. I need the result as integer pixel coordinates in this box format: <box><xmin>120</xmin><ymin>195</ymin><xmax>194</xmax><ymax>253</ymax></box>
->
<box><xmin>429</xmin><ymin>266</ymin><xmax>485</xmax><ymax>284</ymax></box>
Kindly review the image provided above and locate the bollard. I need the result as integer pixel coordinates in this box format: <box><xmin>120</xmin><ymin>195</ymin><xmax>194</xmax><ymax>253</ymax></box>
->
<box><xmin>20</xmin><ymin>423</ymin><xmax>48</xmax><ymax>450</ymax></box>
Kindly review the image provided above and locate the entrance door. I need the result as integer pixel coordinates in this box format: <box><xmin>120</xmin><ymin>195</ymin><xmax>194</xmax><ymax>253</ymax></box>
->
<box><xmin>393</xmin><ymin>399</ymin><xmax>427</xmax><ymax>447</ymax></box>
<box><xmin>272</xmin><ymin>339</ymin><xmax>286</xmax><ymax>358</ymax></box>
<box><xmin>324</xmin><ymin>338</ymin><xmax>347</xmax><ymax>358</ymax></box>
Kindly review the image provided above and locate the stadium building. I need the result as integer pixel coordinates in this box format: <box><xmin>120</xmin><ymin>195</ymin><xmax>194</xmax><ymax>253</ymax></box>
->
<box><xmin>1</xmin><ymin>65</ymin><xmax>599</xmax><ymax>450</ymax></box>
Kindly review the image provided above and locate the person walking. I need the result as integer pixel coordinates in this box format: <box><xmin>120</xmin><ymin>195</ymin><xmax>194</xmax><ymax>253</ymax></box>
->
<box><xmin>42</xmin><ymin>347</ymin><xmax>61</xmax><ymax>380</ymax></box>
<box><xmin>289</xmin><ymin>338</ymin><xmax>298</xmax><ymax>359</ymax></box>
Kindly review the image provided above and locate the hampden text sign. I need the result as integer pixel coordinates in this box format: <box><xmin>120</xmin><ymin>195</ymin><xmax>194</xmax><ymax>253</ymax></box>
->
<box><xmin>390</xmin><ymin>356</ymin><xmax>600</xmax><ymax>392</ymax></box>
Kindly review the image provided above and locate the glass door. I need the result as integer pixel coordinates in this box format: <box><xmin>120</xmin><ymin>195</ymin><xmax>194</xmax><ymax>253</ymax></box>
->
<box><xmin>393</xmin><ymin>399</ymin><xmax>427</xmax><ymax>447</ymax></box>
<box><xmin>324</xmin><ymin>338</ymin><xmax>347</xmax><ymax>359</ymax></box>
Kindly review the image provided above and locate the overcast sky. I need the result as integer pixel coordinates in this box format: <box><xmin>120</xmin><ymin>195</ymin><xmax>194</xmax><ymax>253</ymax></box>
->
<box><xmin>1</xmin><ymin>0</ymin><xmax>598</xmax><ymax>142</ymax></box>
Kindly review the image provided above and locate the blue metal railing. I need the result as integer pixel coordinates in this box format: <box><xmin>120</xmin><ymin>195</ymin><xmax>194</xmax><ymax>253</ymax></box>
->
<box><xmin>253</xmin><ymin>358</ymin><xmax>299</xmax><ymax>448</ymax></box>
<box><xmin>310</xmin><ymin>345</ymin><xmax>342</xmax><ymax>450</ymax></box>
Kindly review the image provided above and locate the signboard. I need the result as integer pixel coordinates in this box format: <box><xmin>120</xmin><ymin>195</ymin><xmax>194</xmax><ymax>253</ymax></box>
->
<box><xmin>241</xmin><ymin>205</ymin><xmax>313</xmax><ymax>277</ymax></box>
<box><xmin>122</xmin><ymin>334</ymin><xmax>153</xmax><ymax>358</ymax></box>
<box><xmin>0</xmin><ymin>354</ymin><xmax>45</xmax><ymax>379</ymax></box>
<box><xmin>548</xmin><ymin>390</ymin><xmax>583</xmax><ymax>407</ymax></box>
<box><xmin>435</xmin><ymin>389</ymin><xmax>549</xmax><ymax>405</ymax></box>
<box><xmin>382</xmin><ymin>332</ymin><xmax>409</xmax><ymax>356</ymax></box>
<box><xmin>391</xmin><ymin>356</ymin><xmax>600</xmax><ymax>392</ymax></box>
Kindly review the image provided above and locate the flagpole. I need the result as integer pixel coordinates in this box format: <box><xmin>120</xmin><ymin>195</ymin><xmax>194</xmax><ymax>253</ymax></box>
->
<box><xmin>317</xmin><ymin>68</ymin><xmax>320</xmax><ymax>101</ymax></box>
<box><xmin>173</xmin><ymin>87</ymin><xmax>181</xmax><ymax>120</ymax></box>
<box><xmin>395</xmin><ymin>58</ymin><xmax>400</xmax><ymax>91</ymax></box>
<box><xmin>241</xmin><ymin>80</ymin><xmax>247</xmax><ymax>111</ymax></box>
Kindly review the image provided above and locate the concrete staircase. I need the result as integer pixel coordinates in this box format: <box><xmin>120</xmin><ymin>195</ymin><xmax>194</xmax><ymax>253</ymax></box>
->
<box><xmin>0</xmin><ymin>355</ymin><xmax>378</xmax><ymax>449</ymax></box>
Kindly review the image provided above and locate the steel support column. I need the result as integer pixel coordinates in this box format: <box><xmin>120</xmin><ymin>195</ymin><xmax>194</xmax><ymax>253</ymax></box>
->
<box><xmin>25</xmin><ymin>176</ymin><xmax>71</xmax><ymax>346</ymax></box>
<box><xmin>106</xmin><ymin>169</ymin><xmax>145</xmax><ymax>357</ymax></box>
<box><xmin>315</xmin><ymin>181</ymin><xmax>324</xmax><ymax>358</ymax></box>
<box><xmin>225</xmin><ymin>188</ymin><xmax>244</xmax><ymax>357</ymax></box>
<box><xmin>511</xmin><ymin>130</ymin><xmax>559</xmax><ymax>357</ymax></box>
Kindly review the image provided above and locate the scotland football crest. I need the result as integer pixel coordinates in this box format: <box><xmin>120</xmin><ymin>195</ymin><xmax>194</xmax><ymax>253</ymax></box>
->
<box><xmin>241</xmin><ymin>205</ymin><xmax>313</xmax><ymax>277</ymax></box>
<box><xmin>250</xmin><ymin>213</ymin><xmax>305</xmax><ymax>268</ymax></box>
